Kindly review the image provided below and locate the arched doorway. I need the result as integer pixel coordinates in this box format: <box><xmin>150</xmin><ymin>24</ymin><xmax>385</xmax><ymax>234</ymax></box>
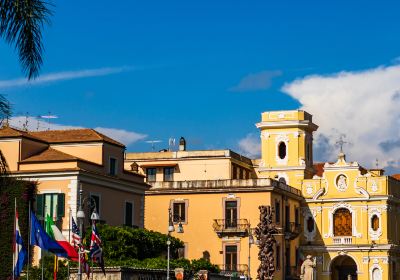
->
<box><xmin>331</xmin><ymin>255</ymin><xmax>358</xmax><ymax>280</ymax></box>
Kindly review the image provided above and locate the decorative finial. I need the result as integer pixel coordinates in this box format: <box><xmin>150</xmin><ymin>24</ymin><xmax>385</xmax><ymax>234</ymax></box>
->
<box><xmin>336</xmin><ymin>134</ymin><xmax>347</xmax><ymax>154</ymax></box>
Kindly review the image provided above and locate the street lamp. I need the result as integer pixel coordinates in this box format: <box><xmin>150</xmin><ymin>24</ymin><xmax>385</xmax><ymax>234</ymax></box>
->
<box><xmin>76</xmin><ymin>185</ymin><xmax>100</xmax><ymax>280</ymax></box>
<box><xmin>167</xmin><ymin>207</ymin><xmax>184</xmax><ymax>280</ymax></box>
<box><xmin>248</xmin><ymin>227</ymin><xmax>255</xmax><ymax>280</ymax></box>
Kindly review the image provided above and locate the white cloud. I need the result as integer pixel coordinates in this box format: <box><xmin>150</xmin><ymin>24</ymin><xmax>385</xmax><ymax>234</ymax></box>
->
<box><xmin>238</xmin><ymin>133</ymin><xmax>261</xmax><ymax>158</ymax></box>
<box><xmin>9</xmin><ymin>116</ymin><xmax>146</xmax><ymax>146</ymax></box>
<box><xmin>0</xmin><ymin>66</ymin><xmax>132</xmax><ymax>89</ymax></box>
<box><xmin>282</xmin><ymin>65</ymin><xmax>400</xmax><ymax>173</ymax></box>
<box><xmin>229</xmin><ymin>70</ymin><xmax>282</xmax><ymax>92</ymax></box>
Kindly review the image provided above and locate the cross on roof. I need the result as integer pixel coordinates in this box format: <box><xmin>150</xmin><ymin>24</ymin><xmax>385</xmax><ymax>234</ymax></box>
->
<box><xmin>336</xmin><ymin>134</ymin><xmax>347</xmax><ymax>153</ymax></box>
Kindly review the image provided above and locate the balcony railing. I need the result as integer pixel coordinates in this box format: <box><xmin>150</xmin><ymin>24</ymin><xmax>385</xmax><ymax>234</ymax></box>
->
<box><xmin>285</xmin><ymin>266</ymin><xmax>300</xmax><ymax>280</ymax></box>
<box><xmin>333</xmin><ymin>236</ymin><xmax>353</xmax><ymax>245</ymax></box>
<box><xmin>218</xmin><ymin>264</ymin><xmax>249</xmax><ymax>276</ymax></box>
<box><xmin>284</xmin><ymin>222</ymin><xmax>301</xmax><ymax>240</ymax></box>
<box><xmin>213</xmin><ymin>219</ymin><xmax>249</xmax><ymax>237</ymax></box>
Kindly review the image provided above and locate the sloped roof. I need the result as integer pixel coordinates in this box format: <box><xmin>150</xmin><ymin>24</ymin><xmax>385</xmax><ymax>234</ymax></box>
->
<box><xmin>29</xmin><ymin>129</ymin><xmax>125</xmax><ymax>147</ymax></box>
<box><xmin>313</xmin><ymin>162</ymin><xmax>325</xmax><ymax>177</ymax></box>
<box><xmin>0</xmin><ymin>126</ymin><xmax>45</xmax><ymax>142</ymax></box>
<box><xmin>392</xmin><ymin>174</ymin><xmax>400</xmax><ymax>181</ymax></box>
<box><xmin>21</xmin><ymin>148</ymin><xmax>78</xmax><ymax>163</ymax></box>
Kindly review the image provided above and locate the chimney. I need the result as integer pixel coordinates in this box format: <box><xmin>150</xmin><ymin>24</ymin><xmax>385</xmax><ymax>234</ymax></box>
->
<box><xmin>179</xmin><ymin>137</ymin><xmax>186</xmax><ymax>151</ymax></box>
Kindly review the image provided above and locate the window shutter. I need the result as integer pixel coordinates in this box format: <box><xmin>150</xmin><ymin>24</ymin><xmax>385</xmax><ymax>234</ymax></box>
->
<box><xmin>57</xmin><ymin>193</ymin><xmax>65</xmax><ymax>218</ymax></box>
<box><xmin>36</xmin><ymin>194</ymin><xmax>44</xmax><ymax>219</ymax></box>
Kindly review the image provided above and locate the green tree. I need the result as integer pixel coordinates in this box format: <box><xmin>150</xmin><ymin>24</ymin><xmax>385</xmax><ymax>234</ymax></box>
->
<box><xmin>0</xmin><ymin>0</ymin><xmax>52</xmax><ymax>79</ymax></box>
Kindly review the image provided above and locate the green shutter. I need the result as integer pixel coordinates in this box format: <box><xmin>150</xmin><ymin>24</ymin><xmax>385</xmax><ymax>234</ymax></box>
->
<box><xmin>36</xmin><ymin>194</ymin><xmax>44</xmax><ymax>219</ymax></box>
<box><xmin>57</xmin><ymin>193</ymin><xmax>65</xmax><ymax>218</ymax></box>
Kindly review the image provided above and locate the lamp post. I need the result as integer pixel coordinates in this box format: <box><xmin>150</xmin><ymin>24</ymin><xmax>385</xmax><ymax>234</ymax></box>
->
<box><xmin>248</xmin><ymin>227</ymin><xmax>254</xmax><ymax>280</ymax></box>
<box><xmin>76</xmin><ymin>185</ymin><xmax>100</xmax><ymax>280</ymax></box>
<box><xmin>167</xmin><ymin>207</ymin><xmax>184</xmax><ymax>280</ymax></box>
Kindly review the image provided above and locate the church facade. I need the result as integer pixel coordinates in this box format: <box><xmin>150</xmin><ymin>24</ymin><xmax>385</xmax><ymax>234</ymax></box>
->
<box><xmin>256</xmin><ymin>110</ymin><xmax>400</xmax><ymax>280</ymax></box>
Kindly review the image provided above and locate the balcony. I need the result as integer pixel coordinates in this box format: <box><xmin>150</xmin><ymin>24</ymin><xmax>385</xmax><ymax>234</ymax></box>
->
<box><xmin>285</xmin><ymin>266</ymin><xmax>300</xmax><ymax>280</ymax></box>
<box><xmin>284</xmin><ymin>222</ymin><xmax>301</xmax><ymax>240</ymax></box>
<box><xmin>213</xmin><ymin>219</ymin><xmax>249</xmax><ymax>237</ymax></box>
<box><xmin>218</xmin><ymin>264</ymin><xmax>249</xmax><ymax>277</ymax></box>
<box><xmin>333</xmin><ymin>236</ymin><xmax>353</xmax><ymax>245</ymax></box>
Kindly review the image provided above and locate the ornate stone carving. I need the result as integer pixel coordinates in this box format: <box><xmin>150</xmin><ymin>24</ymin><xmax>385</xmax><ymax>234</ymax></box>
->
<box><xmin>371</xmin><ymin>180</ymin><xmax>378</xmax><ymax>192</ymax></box>
<box><xmin>335</xmin><ymin>174</ymin><xmax>348</xmax><ymax>192</ymax></box>
<box><xmin>255</xmin><ymin>206</ymin><xmax>278</xmax><ymax>280</ymax></box>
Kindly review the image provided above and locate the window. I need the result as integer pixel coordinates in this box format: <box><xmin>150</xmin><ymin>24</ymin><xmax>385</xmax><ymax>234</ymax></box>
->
<box><xmin>90</xmin><ymin>194</ymin><xmax>100</xmax><ymax>220</ymax></box>
<box><xmin>125</xmin><ymin>202</ymin><xmax>134</xmax><ymax>226</ymax></box>
<box><xmin>146</xmin><ymin>168</ymin><xmax>156</xmax><ymax>182</ymax></box>
<box><xmin>163</xmin><ymin>167</ymin><xmax>174</xmax><ymax>181</ymax></box>
<box><xmin>295</xmin><ymin>208</ymin><xmax>299</xmax><ymax>225</ymax></box>
<box><xmin>173</xmin><ymin>202</ymin><xmax>186</xmax><ymax>223</ymax></box>
<box><xmin>278</xmin><ymin>142</ymin><xmax>287</xmax><ymax>159</ymax></box>
<box><xmin>36</xmin><ymin>193</ymin><xmax>65</xmax><ymax>221</ymax></box>
<box><xmin>225</xmin><ymin>201</ymin><xmax>238</xmax><ymax>228</ymax></box>
<box><xmin>275</xmin><ymin>200</ymin><xmax>281</xmax><ymax>224</ymax></box>
<box><xmin>225</xmin><ymin>245</ymin><xmax>238</xmax><ymax>271</ymax></box>
<box><xmin>307</xmin><ymin>217</ymin><xmax>315</xmax><ymax>233</ymax></box>
<box><xmin>285</xmin><ymin>205</ymin><xmax>290</xmax><ymax>231</ymax></box>
<box><xmin>371</xmin><ymin>215</ymin><xmax>379</xmax><ymax>231</ymax></box>
<box><xmin>232</xmin><ymin>165</ymin><xmax>237</xmax><ymax>179</ymax></box>
<box><xmin>276</xmin><ymin>245</ymin><xmax>281</xmax><ymax>270</ymax></box>
<box><xmin>239</xmin><ymin>168</ymin><xmax>243</xmax><ymax>179</ymax></box>
<box><xmin>109</xmin><ymin>157</ymin><xmax>117</xmax><ymax>175</ymax></box>
<box><xmin>333</xmin><ymin>208</ymin><xmax>352</xmax><ymax>236</ymax></box>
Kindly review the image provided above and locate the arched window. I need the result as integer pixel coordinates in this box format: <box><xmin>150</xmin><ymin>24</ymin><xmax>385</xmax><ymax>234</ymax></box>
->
<box><xmin>371</xmin><ymin>215</ymin><xmax>379</xmax><ymax>231</ymax></box>
<box><xmin>372</xmin><ymin>267</ymin><xmax>382</xmax><ymax>280</ymax></box>
<box><xmin>307</xmin><ymin>217</ymin><xmax>315</xmax><ymax>233</ymax></box>
<box><xmin>333</xmin><ymin>208</ymin><xmax>352</xmax><ymax>236</ymax></box>
<box><xmin>278</xmin><ymin>142</ymin><xmax>286</xmax><ymax>159</ymax></box>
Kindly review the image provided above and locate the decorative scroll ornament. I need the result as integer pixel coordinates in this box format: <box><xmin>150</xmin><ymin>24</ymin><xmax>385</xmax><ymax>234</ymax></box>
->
<box><xmin>255</xmin><ymin>206</ymin><xmax>278</xmax><ymax>280</ymax></box>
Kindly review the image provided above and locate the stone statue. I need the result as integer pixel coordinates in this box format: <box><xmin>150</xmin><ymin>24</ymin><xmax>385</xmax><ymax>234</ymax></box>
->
<box><xmin>337</xmin><ymin>174</ymin><xmax>347</xmax><ymax>191</ymax></box>
<box><xmin>254</xmin><ymin>206</ymin><xmax>278</xmax><ymax>280</ymax></box>
<box><xmin>300</xmin><ymin>255</ymin><xmax>316</xmax><ymax>280</ymax></box>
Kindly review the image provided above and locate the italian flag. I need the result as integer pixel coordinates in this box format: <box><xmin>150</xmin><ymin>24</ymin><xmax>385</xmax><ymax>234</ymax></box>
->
<box><xmin>46</xmin><ymin>215</ymin><xmax>79</xmax><ymax>261</ymax></box>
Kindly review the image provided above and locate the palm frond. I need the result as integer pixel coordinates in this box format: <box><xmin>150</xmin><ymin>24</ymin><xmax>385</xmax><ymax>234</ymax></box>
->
<box><xmin>0</xmin><ymin>0</ymin><xmax>52</xmax><ymax>79</ymax></box>
<box><xmin>0</xmin><ymin>94</ymin><xmax>11</xmax><ymax>125</ymax></box>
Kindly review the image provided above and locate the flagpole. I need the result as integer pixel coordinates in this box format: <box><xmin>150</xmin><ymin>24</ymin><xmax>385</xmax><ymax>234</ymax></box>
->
<box><xmin>13</xmin><ymin>197</ymin><xmax>16</xmax><ymax>280</ymax></box>
<box><xmin>41</xmin><ymin>205</ymin><xmax>46</xmax><ymax>280</ymax></box>
<box><xmin>68</xmin><ymin>208</ymin><xmax>71</xmax><ymax>280</ymax></box>
<box><xmin>27</xmin><ymin>200</ymin><xmax>31</xmax><ymax>280</ymax></box>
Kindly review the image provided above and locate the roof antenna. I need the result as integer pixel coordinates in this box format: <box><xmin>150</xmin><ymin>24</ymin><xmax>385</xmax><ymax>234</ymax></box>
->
<box><xmin>22</xmin><ymin>112</ymin><xmax>29</xmax><ymax>131</ymax></box>
<box><xmin>145</xmin><ymin>140</ymin><xmax>162</xmax><ymax>151</ymax></box>
<box><xmin>40</xmin><ymin>112</ymin><xmax>58</xmax><ymax>130</ymax></box>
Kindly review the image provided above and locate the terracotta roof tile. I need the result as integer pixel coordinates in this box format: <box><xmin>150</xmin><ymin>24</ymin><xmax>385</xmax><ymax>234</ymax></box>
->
<box><xmin>0</xmin><ymin>126</ymin><xmax>44</xmax><ymax>142</ymax></box>
<box><xmin>30</xmin><ymin>129</ymin><xmax>125</xmax><ymax>147</ymax></box>
<box><xmin>392</xmin><ymin>174</ymin><xmax>400</xmax><ymax>181</ymax></box>
<box><xmin>313</xmin><ymin>162</ymin><xmax>325</xmax><ymax>177</ymax></box>
<box><xmin>21</xmin><ymin>148</ymin><xmax>78</xmax><ymax>163</ymax></box>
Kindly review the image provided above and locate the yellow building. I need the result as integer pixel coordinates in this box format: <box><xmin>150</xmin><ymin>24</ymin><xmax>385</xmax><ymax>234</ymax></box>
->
<box><xmin>126</xmin><ymin>147</ymin><xmax>303</xmax><ymax>279</ymax></box>
<box><xmin>127</xmin><ymin>110</ymin><xmax>400</xmax><ymax>280</ymax></box>
<box><xmin>0</xmin><ymin>126</ymin><xmax>149</xmax><ymax>262</ymax></box>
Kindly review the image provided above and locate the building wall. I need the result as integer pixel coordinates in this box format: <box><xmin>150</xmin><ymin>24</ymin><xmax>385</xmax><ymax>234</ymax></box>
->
<box><xmin>0</xmin><ymin>139</ymin><xmax>21</xmax><ymax>170</ymax></box>
<box><xmin>145</xmin><ymin>190</ymin><xmax>300</xmax><ymax>279</ymax></box>
<box><xmin>51</xmin><ymin>143</ymin><xmax>103</xmax><ymax>165</ymax></box>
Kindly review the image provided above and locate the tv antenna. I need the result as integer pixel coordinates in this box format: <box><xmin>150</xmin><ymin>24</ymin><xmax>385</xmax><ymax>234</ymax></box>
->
<box><xmin>40</xmin><ymin>113</ymin><xmax>58</xmax><ymax>130</ymax></box>
<box><xmin>145</xmin><ymin>140</ymin><xmax>162</xmax><ymax>151</ymax></box>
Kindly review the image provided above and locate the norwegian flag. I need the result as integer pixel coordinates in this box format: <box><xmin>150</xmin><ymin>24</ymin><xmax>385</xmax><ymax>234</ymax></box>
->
<box><xmin>90</xmin><ymin>222</ymin><xmax>105</xmax><ymax>275</ymax></box>
<box><xmin>71</xmin><ymin>217</ymin><xmax>81</xmax><ymax>249</ymax></box>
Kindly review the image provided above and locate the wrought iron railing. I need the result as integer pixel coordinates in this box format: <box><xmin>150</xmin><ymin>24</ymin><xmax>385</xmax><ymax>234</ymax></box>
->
<box><xmin>218</xmin><ymin>264</ymin><xmax>249</xmax><ymax>276</ymax></box>
<box><xmin>284</xmin><ymin>222</ymin><xmax>301</xmax><ymax>239</ymax></box>
<box><xmin>333</xmin><ymin>236</ymin><xmax>352</xmax><ymax>244</ymax></box>
<box><xmin>213</xmin><ymin>219</ymin><xmax>249</xmax><ymax>237</ymax></box>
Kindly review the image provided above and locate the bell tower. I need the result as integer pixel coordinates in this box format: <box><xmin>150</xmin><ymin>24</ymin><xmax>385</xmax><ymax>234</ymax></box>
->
<box><xmin>256</xmin><ymin>110</ymin><xmax>318</xmax><ymax>189</ymax></box>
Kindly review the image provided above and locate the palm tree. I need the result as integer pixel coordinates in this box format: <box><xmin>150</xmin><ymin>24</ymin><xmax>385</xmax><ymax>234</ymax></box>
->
<box><xmin>0</xmin><ymin>0</ymin><xmax>52</xmax><ymax>80</ymax></box>
<box><xmin>0</xmin><ymin>0</ymin><xmax>52</xmax><ymax>123</ymax></box>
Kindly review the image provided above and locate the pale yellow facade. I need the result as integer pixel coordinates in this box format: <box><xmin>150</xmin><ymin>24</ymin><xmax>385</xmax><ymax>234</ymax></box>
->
<box><xmin>0</xmin><ymin>126</ymin><xmax>149</xmax><ymax>264</ymax></box>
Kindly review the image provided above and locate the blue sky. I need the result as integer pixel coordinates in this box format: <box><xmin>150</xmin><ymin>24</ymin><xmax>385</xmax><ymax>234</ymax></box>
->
<box><xmin>1</xmin><ymin>1</ymin><xmax>400</xmax><ymax>172</ymax></box>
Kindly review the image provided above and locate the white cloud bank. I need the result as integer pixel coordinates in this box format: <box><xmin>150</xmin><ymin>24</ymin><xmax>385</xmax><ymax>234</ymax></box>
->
<box><xmin>238</xmin><ymin>133</ymin><xmax>261</xmax><ymax>158</ymax></box>
<box><xmin>0</xmin><ymin>66</ymin><xmax>131</xmax><ymax>89</ymax></box>
<box><xmin>282</xmin><ymin>65</ymin><xmax>400</xmax><ymax>173</ymax></box>
<box><xmin>9</xmin><ymin>116</ymin><xmax>146</xmax><ymax>146</ymax></box>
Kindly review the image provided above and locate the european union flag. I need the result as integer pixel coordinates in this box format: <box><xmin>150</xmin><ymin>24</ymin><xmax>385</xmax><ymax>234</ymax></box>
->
<box><xmin>30</xmin><ymin>211</ymin><xmax>68</xmax><ymax>258</ymax></box>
